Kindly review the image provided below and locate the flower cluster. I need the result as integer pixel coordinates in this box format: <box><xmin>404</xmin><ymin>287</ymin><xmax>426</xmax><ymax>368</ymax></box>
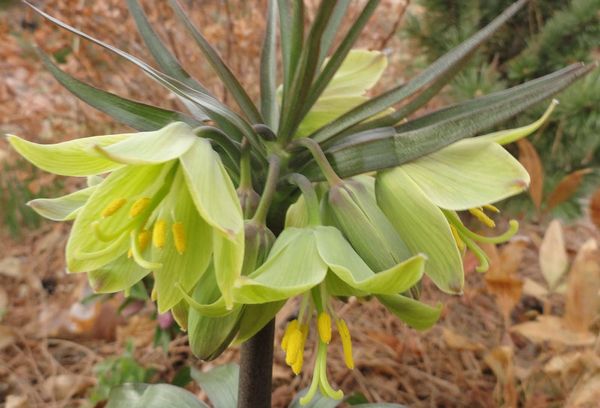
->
<box><xmin>8</xmin><ymin>49</ymin><xmax>555</xmax><ymax>405</ymax></box>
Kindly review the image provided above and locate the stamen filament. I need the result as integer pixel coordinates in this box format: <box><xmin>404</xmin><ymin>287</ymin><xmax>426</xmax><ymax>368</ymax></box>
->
<box><xmin>449</xmin><ymin>224</ymin><xmax>466</xmax><ymax>252</ymax></box>
<box><xmin>76</xmin><ymin>233</ymin><xmax>128</xmax><ymax>260</ymax></box>
<box><xmin>101</xmin><ymin>198</ymin><xmax>127</xmax><ymax>218</ymax></box>
<box><xmin>461</xmin><ymin>235</ymin><xmax>490</xmax><ymax>273</ymax></box>
<box><xmin>317</xmin><ymin>341</ymin><xmax>344</xmax><ymax>400</ymax></box>
<box><xmin>129</xmin><ymin>231</ymin><xmax>162</xmax><ymax>270</ymax></box>
<box><xmin>444</xmin><ymin>210</ymin><xmax>519</xmax><ymax>244</ymax></box>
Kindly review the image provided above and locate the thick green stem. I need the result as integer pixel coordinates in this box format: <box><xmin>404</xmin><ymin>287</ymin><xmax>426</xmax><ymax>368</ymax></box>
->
<box><xmin>252</xmin><ymin>155</ymin><xmax>281</xmax><ymax>224</ymax></box>
<box><xmin>293</xmin><ymin>138</ymin><xmax>342</xmax><ymax>185</ymax></box>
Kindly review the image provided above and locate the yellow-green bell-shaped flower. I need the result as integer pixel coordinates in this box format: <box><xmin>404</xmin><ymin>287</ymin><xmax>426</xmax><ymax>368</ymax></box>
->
<box><xmin>8</xmin><ymin>122</ymin><xmax>244</xmax><ymax>312</ymax></box>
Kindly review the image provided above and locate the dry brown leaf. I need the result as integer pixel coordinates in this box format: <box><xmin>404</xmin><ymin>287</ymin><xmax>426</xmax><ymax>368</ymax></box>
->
<box><xmin>42</xmin><ymin>374</ymin><xmax>95</xmax><ymax>400</ymax></box>
<box><xmin>589</xmin><ymin>187</ymin><xmax>600</xmax><ymax>230</ymax></box>
<box><xmin>442</xmin><ymin>328</ymin><xmax>484</xmax><ymax>351</ymax></box>
<box><xmin>0</xmin><ymin>325</ymin><xmax>16</xmax><ymax>350</ymax></box>
<box><xmin>4</xmin><ymin>395</ymin><xmax>28</xmax><ymax>408</ymax></box>
<box><xmin>484</xmin><ymin>346</ymin><xmax>517</xmax><ymax>408</ymax></box>
<box><xmin>522</xmin><ymin>278</ymin><xmax>549</xmax><ymax>299</ymax></box>
<box><xmin>564</xmin><ymin>239</ymin><xmax>600</xmax><ymax>332</ymax></box>
<box><xmin>511</xmin><ymin>315</ymin><xmax>595</xmax><ymax>346</ymax></box>
<box><xmin>539</xmin><ymin>220</ymin><xmax>569</xmax><ymax>291</ymax></box>
<box><xmin>0</xmin><ymin>256</ymin><xmax>22</xmax><ymax>278</ymax></box>
<box><xmin>517</xmin><ymin>139</ymin><xmax>544</xmax><ymax>212</ymax></box>
<box><xmin>0</xmin><ymin>286</ymin><xmax>7</xmax><ymax>322</ymax></box>
<box><xmin>567</xmin><ymin>373</ymin><xmax>600</xmax><ymax>408</ymax></box>
<box><xmin>546</xmin><ymin>168</ymin><xmax>593</xmax><ymax>212</ymax></box>
<box><xmin>543</xmin><ymin>352</ymin><xmax>585</xmax><ymax>376</ymax></box>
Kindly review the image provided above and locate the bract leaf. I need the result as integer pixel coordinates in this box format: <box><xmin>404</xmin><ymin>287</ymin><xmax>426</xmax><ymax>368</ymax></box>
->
<box><xmin>314</xmin><ymin>226</ymin><xmax>425</xmax><ymax>295</ymax></box>
<box><xmin>180</xmin><ymin>139</ymin><xmax>243</xmax><ymax>237</ymax></box>
<box><xmin>153</xmin><ymin>170</ymin><xmax>213</xmax><ymax>313</ymax></box>
<box><xmin>95</xmin><ymin>122</ymin><xmax>197</xmax><ymax>165</ymax></box>
<box><xmin>7</xmin><ymin>133</ymin><xmax>127</xmax><ymax>177</ymax></box>
<box><xmin>28</xmin><ymin>185</ymin><xmax>97</xmax><ymax>221</ymax></box>
<box><xmin>401</xmin><ymin>139</ymin><xmax>529</xmax><ymax>210</ymax></box>
<box><xmin>233</xmin><ymin>229</ymin><xmax>328</xmax><ymax>304</ymax></box>
<box><xmin>376</xmin><ymin>168</ymin><xmax>464</xmax><ymax>294</ymax></box>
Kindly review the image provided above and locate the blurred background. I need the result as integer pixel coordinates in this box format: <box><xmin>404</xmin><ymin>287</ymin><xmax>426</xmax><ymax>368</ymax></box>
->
<box><xmin>0</xmin><ymin>0</ymin><xmax>599</xmax><ymax>407</ymax></box>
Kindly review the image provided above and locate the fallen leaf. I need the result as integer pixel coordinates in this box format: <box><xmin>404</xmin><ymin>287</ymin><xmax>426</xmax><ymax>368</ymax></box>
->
<box><xmin>546</xmin><ymin>168</ymin><xmax>593</xmax><ymax>212</ymax></box>
<box><xmin>543</xmin><ymin>352</ymin><xmax>585</xmax><ymax>375</ymax></box>
<box><xmin>0</xmin><ymin>256</ymin><xmax>22</xmax><ymax>278</ymax></box>
<box><xmin>0</xmin><ymin>325</ymin><xmax>16</xmax><ymax>350</ymax></box>
<box><xmin>517</xmin><ymin>139</ymin><xmax>544</xmax><ymax>212</ymax></box>
<box><xmin>589</xmin><ymin>188</ymin><xmax>600</xmax><ymax>229</ymax></box>
<box><xmin>442</xmin><ymin>328</ymin><xmax>484</xmax><ymax>351</ymax></box>
<box><xmin>42</xmin><ymin>374</ymin><xmax>94</xmax><ymax>400</ymax></box>
<box><xmin>522</xmin><ymin>278</ymin><xmax>549</xmax><ymax>299</ymax></box>
<box><xmin>511</xmin><ymin>315</ymin><xmax>595</xmax><ymax>346</ymax></box>
<box><xmin>0</xmin><ymin>286</ymin><xmax>8</xmax><ymax>322</ymax></box>
<box><xmin>564</xmin><ymin>239</ymin><xmax>600</xmax><ymax>332</ymax></box>
<box><xmin>567</xmin><ymin>373</ymin><xmax>600</xmax><ymax>408</ymax></box>
<box><xmin>484</xmin><ymin>346</ymin><xmax>517</xmax><ymax>408</ymax></box>
<box><xmin>5</xmin><ymin>395</ymin><xmax>28</xmax><ymax>408</ymax></box>
<box><xmin>539</xmin><ymin>220</ymin><xmax>569</xmax><ymax>291</ymax></box>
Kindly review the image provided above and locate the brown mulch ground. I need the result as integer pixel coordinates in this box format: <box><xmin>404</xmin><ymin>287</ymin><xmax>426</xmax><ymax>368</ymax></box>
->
<box><xmin>1</xmin><ymin>1</ymin><xmax>599</xmax><ymax>407</ymax></box>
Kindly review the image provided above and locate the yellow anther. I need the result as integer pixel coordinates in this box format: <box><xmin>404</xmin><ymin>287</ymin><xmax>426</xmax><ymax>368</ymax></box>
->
<box><xmin>153</xmin><ymin>220</ymin><xmax>167</xmax><ymax>249</ymax></box>
<box><xmin>281</xmin><ymin>320</ymin><xmax>298</xmax><ymax>351</ymax></box>
<box><xmin>101</xmin><ymin>198</ymin><xmax>127</xmax><ymax>218</ymax></box>
<box><xmin>469</xmin><ymin>208</ymin><xmax>496</xmax><ymax>228</ymax></box>
<box><xmin>336</xmin><ymin>319</ymin><xmax>354</xmax><ymax>369</ymax></box>
<box><xmin>318</xmin><ymin>312</ymin><xmax>332</xmax><ymax>344</ymax></box>
<box><xmin>449</xmin><ymin>224</ymin><xmax>466</xmax><ymax>252</ymax></box>
<box><xmin>285</xmin><ymin>328</ymin><xmax>303</xmax><ymax>366</ymax></box>
<box><xmin>129</xmin><ymin>197</ymin><xmax>151</xmax><ymax>217</ymax></box>
<box><xmin>138</xmin><ymin>229</ymin><xmax>151</xmax><ymax>253</ymax></box>
<box><xmin>151</xmin><ymin>287</ymin><xmax>158</xmax><ymax>301</ymax></box>
<box><xmin>291</xmin><ymin>349</ymin><xmax>304</xmax><ymax>375</ymax></box>
<box><xmin>300</xmin><ymin>323</ymin><xmax>309</xmax><ymax>342</ymax></box>
<box><xmin>172</xmin><ymin>222</ymin><xmax>186</xmax><ymax>255</ymax></box>
<box><xmin>127</xmin><ymin>248</ymin><xmax>133</xmax><ymax>258</ymax></box>
<box><xmin>483</xmin><ymin>204</ymin><xmax>500</xmax><ymax>213</ymax></box>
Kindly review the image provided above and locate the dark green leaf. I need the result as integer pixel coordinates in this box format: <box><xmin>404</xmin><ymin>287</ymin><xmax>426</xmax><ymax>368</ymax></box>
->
<box><xmin>191</xmin><ymin>364</ymin><xmax>239</xmax><ymax>408</ymax></box>
<box><xmin>126</xmin><ymin>0</ymin><xmax>210</xmax><ymax>121</ymax></box>
<box><xmin>38</xmin><ymin>51</ymin><xmax>200</xmax><ymax>131</ymax></box>
<box><xmin>169</xmin><ymin>0</ymin><xmax>262</xmax><ymax>123</ymax></box>
<box><xmin>317</xmin><ymin>0</ymin><xmax>351</xmax><ymax>65</ymax></box>
<box><xmin>260</xmin><ymin>0</ymin><xmax>279</xmax><ymax>129</ymax></box>
<box><xmin>310</xmin><ymin>0</ymin><xmax>529</xmax><ymax>144</ymax></box>
<box><xmin>106</xmin><ymin>383</ymin><xmax>209</xmax><ymax>408</ymax></box>
<box><xmin>301</xmin><ymin>62</ymin><xmax>596</xmax><ymax>178</ymax></box>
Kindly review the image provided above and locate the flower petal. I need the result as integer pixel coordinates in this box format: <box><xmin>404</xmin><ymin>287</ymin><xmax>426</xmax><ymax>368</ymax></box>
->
<box><xmin>87</xmin><ymin>253</ymin><xmax>150</xmax><ymax>293</ymax></box>
<box><xmin>152</xmin><ymin>169</ymin><xmax>213</xmax><ymax>313</ymax></box>
<box><xmin>7</xmin><ymin>133</ymin><xmax>127</xmax><ymax>176</ymax></box>
<box><xmin>180</xmin><ymin>139</ymin><xmax>243</xmax><ymax>237</ymax></box>
<box><xmin>402</xmin><ymin>139</ymin><xmax>529</xmax><ymax>210</ymax></box>
<box><xmin>67</xmin><ymin>163</ymin><xmax>171</xmax><ymax>272</ymax></box>
<box><xmin>28</xmin><ymin>185</ymin><xmax>97</xmax><ymax>221</ymax></box>
<box><xmin>213</xmin><ymin>228</ymin><xmax>244</xmax><ymax>310</ymax></box>
<box><xmin>322</xmin><ymin>49</ymin><xmax>387</xmax><ymax>97</ymax></box>
<box><xmin>376</xmin><ymin>168</ymin><xmax>464</xmax><ymax>294</ymax></box>
<box><xmin>94</xmin><ymin>122</ymin><xmax>197</xmax><ymax>165</ymax></box>
<box><xmin>377</xmin><ymin>294</ymin><xmax>443</xmax><ymax>330</ymax></box>
<box><xmin>314</xmin><ymin>226</ymin><xmax>425</xmax><ymax>295</ymax></box>
<box><xmin>232</xmin><ymin>228</ymin><xmax>328</xmax><ymax>304</ymax></box>
<box><xmin>297</xmin><ymin>96</ymin><xmax>368</xmax><ymax>137</ymax></box>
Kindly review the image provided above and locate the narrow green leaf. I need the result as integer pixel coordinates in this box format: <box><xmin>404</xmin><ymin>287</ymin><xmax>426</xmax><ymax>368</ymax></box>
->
<box><xmin>312</xmin><ymin>62</ymin><xmax>596</xmax><ymax>178</ymax></box>
<box><xmin>260</xmin><ymin>0</ymin><xmax>279</xmax><ymax>129</ymax></box>
<box><xmin>279</xmin><ymin>0</ymin><xmax>337</xmax><ymax>141</ymax></box>
<box><xmin>304</xmin><ymin>0</ymin><xmax>380</xmax><ymax>119</ymax></box>
<box><xmin>317</xmin><ymin>0</ymin><xmax>352</xmax><ymax>65</ymax></box>
<box><xmin>25</xmin><ymin>1</ymin><xmax>265</xmax><ymax>155</ymax></box>
<box><xmin>39</xmin><ymin>51</ymin><xmax>200</xmax><ymax>131</ymax></box>
<box><xmin>169</xmin><ymin>0</ymin><xmax>262</xmax><ymax>123</ymax></box>
<box><xmin>191</xmin><ymin>364</ymin><xmax>239</xmax><ymax>408</ymax></box>
<box><xmin>277</xmin><ymin>0</ymin><xmax>293</xmax><ymax>91</ymax></box>
<box><xmin>310</xmin><ymin>0</ymin><xmax>529</xmax><ymax>143</ymax></box>
<box><xmin>126</xmin><ymin>0</ymin><xmax>210</xmax><ymax>120</ymax></box>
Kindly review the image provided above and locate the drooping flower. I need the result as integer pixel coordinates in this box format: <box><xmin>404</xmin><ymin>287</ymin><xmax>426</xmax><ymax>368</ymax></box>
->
<box><xmin>8</xmin><ymin>122</ymin><xmax>244</xmax><ymax>312</ymax></box>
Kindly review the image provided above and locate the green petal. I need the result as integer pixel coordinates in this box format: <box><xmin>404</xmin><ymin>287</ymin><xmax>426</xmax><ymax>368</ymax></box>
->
<box><xmin>376</xmin><ymin>168</ymin><xmax>464</xmax><ymax>294</ymax></box>
<box><xmin>232</xmin><ymin>228</ymin><xmax>327</xmax><ymax>304</ymax></box>
<box><xmin>94</xmin><ymin>122</ymin><xmax>197</xmax><ymax>165</ymax></box>
<box><xmin>478</xmin><ymin>99</ymin><xmax>558</xmax><ymax>145</ymax></box>
<box><xmin>7</xmin><ymin>133</ymin><xmax>127</xmax><ymax>176</ymax></box>
<box><xmin>213</xmin><ymin>228</ymin><xmax>244</xmax><ymax>310</ymax></box>
<box><xmin>88</xmin><ymin>253</ymin><xmax>149</xmax><ymax>293</ymax></box>
<box><xmin>188</xmin><ymin>264</ymin><xmax>242</xmax><ymax>360</ymax></box>
<box><xmin>377</xmin><ymin>294</ymin><xmax>443</xmax><ymax>331</ymax></box>
<box><xmin>402</xmin><ymin>139</ymin><xmax>529</xmax><ymax>210</ymax></box>
<box><xmin>152</xmin><ymin>169</ymin><xmax>213</xmax><ymax>313</ymax></box>
<box><xmin>67</xmin><ymin>163</ymin><xmax>170</xmax><ymax>272</ymax></box>
<box><xmin>314</xmin><ymin>226</ymin><xmax>425</xmax><ymax>295</ymax></box>
<box><xmin>180</xmin><ymin>139</ymin><xmax>243</xmax><ymax>237</ymax></box>
<box><xmin>297</xmin><ymin>95</ymin><xmax>368</xmax><ymax>137</ymax></box>
<box><xmin>28</xmin><ymin>185</ymin><xmax>97</xmax><ymax>221</ymax></box>
<box><xmin>322</xmin><ymin>49</ymin><xmax>387</xmax><ymax>97</ymax></box>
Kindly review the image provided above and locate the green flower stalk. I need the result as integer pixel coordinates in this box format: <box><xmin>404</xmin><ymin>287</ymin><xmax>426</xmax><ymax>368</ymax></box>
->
<box><xmin>8</xmin><ymin>123</ymin><xmax>244</xmax><ymax>312</ymax></box>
